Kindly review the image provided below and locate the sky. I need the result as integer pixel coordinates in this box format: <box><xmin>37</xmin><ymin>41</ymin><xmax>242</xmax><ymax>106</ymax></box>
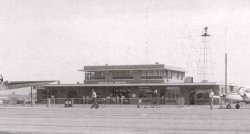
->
<box><xmin>1</xmin><ymin>0</ymin><xmax>250</xmax><ymax>89</ymax></box>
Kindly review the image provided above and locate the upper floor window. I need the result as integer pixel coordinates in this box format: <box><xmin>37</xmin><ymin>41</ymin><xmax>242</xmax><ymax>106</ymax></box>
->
<box><xmin>168</xmin><ymin>71</ymin><xmax>172</xmax><ymax>78</ymax></box>
<box><xmin>158</xmin><ymin>70</ymin><xmax>164</xmax><ymax>76</ymax></box>
<box><xmin>147</xmin><ymin>70</ymin><xmax>153</xmax><ymax>76</ymax></box>
<box><xmin>141</xmin><ymin>70</ymin><xmax>163</xmax><ymax>79</ymax></box>
<box><xmin>128</xmin><ymin>70</ymin><xmax>134</xmax><ymax>76</ymax></box>
<box><xmin>85</xmin><ymin>71</ymin><xmax>105</xmax><ymax>80</ymax></box>
<box><xmin>181</xmin><ymin>72</ymin><xmax>185</xmax><ymax>80</ymax></box>
<box><xmin>85</xmin><ymin>72</ymin><xmax>91</xmax><ymax>80</ymax></box>
<box><xmin>153</xmin><ymin>70</ymin><xmax>158</xmax><ymax>76</ymax></box>
<box><xmin>142</xmin><ymin>70</ymin><xmax>147</xmax><ymax>77</ymax></box>
<box><xmin>113</xmin><ymin>70</ymin><xmax>133</xmax><ymax>79</ymax></box>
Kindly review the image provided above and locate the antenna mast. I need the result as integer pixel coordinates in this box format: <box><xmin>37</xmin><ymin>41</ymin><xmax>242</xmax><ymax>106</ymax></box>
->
<box><xmin>198</xmin><ymin>27</ymin><xmax>212</xmax><ymax>82</ymax></box>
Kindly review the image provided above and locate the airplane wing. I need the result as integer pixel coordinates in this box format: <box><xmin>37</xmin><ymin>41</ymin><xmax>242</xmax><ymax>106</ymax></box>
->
<box><xmin>0</xmin><ymin>80</ymin><xmax>57</xmax><ymax>90</ymax></box>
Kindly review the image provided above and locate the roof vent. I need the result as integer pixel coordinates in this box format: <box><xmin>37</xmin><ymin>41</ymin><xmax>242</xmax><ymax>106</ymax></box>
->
<box><xmin>105</xmin><ymin>64</ymin><xmax>108</xmax><ymax>65</ymax></box>
<box><xmin>202</xmin><ymin>80</ymin><xmax>208</xmax><ymax>83</ymax></box>
<box><xmin>184</xmin><ymin>77</ymin><xmax>193</xmax><ymax>83</ymax></box>
<box><xmin>155</xmin><ymin>62</ymin><xmax>159</xmax><ymax>64</ymax></box>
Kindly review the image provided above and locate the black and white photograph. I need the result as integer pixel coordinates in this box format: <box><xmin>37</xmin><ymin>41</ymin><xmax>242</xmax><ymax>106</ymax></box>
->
<box><xmin>1</xmin><ymin>0</ymin><xmax>250</xmax><ymax>133</ymax></box>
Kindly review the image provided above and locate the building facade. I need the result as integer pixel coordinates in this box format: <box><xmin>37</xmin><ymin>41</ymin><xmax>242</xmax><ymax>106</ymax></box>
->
<box><xmin>37</xmin><ymin>64</ymin><xmax>237</xmax><ymax>105</ymax></box>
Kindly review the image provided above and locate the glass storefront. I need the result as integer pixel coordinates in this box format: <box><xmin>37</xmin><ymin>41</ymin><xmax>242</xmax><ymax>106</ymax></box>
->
<box><xmin>165</xmin><ymin>87</ymin><xmax>180</xmax><ymax>104</ymax></box>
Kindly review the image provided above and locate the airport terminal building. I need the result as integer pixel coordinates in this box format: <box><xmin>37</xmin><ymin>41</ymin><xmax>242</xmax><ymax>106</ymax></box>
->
<box><xmin>37</xmin><ymin>64</ymin><xmax>237</xmax><ymax>105</ymax></box>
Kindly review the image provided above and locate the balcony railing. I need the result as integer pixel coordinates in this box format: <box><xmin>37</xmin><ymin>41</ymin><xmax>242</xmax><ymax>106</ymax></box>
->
<box><xmin>141</xmin><ymin>76</ymin><xmax>163</xmax><ymax>79</ymax></box>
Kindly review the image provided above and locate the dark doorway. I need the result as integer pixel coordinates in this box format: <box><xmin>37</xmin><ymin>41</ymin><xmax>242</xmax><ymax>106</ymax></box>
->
<box><xmin>67</xmin><ymin>90</ymin><xmax>78</xmax><ymax>98</ymax></box>
<box><xmin>189</xmin><ymin>89</ymin><xmax>195</xmax><ymax>105</ymax></box>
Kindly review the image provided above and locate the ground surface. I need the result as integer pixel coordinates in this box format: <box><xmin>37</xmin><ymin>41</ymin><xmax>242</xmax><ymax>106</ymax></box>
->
<box><xmin>0</xmin><ymin>104</ymin><xmax>250</xmax><ymax>134</ymax></box>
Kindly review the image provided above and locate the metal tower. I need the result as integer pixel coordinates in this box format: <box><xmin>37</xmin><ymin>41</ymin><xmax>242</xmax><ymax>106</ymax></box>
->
<box><xmin>197</xmin><ymin>27</ymin><xmax>213</xmax><ymax>82</ymax></box>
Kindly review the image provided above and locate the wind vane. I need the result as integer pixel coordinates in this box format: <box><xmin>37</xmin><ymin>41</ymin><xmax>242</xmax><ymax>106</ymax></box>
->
<box><xmin>202</xmin><ymin>27</ymin><xmax>210</xmax><ymax>37</ymax></box>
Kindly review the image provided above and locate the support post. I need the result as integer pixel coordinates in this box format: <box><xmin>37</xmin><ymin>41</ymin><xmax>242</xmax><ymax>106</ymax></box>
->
<box><xmin>31</xmin><ymin>86</ymin><xmax>33</xmax><ymax>107</ymax></box>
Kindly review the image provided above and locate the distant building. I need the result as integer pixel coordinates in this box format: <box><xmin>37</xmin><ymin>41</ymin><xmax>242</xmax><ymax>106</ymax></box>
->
<box><xmin>37</xmin><ymin>64</ymin><xmax>237</xmax><ymax>105</ymax></box>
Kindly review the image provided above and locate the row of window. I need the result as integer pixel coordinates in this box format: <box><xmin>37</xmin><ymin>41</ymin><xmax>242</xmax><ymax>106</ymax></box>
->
<box><xmin>141</xmin><ymin>70</ymin><xmax>164</xmax><ymax>77</ymax></box>
<box><xmin>113</xmin><ymin>70</ymin><xmax>134</xmax><ymax>79</ymax></box>
<box><xmin>85</xmin><ymin>70</ymin><xmax>185</xmax><ymax>80</ymax></box>
<box><xmin>85</xmin><ymin>71</ymin><xmax>105</xmax><ymax>79</ymax></box>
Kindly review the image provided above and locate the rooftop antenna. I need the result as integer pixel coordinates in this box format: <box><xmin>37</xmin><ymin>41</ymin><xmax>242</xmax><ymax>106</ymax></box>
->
<box><xmin>145</xmin><ymin>6</ymin><xmax>149</xmax><ymax>63</ymax></box>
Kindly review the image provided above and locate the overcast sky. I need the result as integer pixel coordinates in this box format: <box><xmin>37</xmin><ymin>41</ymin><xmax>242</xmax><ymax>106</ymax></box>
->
<box><xmin>1</xmin><ymin>0</ymin><xmax>250</xmax><ymax>87</ymax></box>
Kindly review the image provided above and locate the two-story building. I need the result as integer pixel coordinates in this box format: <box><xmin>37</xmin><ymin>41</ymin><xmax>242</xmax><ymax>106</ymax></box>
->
<box><xmin>37</xmin><ymin>64</ymin><xmax>237</xmax><ymax>105</ymax></box>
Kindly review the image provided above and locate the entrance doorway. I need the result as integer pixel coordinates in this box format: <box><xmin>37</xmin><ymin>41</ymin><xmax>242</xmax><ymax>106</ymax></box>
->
<box><xmin>189</xmin><ymin>89</ymin><xmax>195</xmax><ymax>105</ymax></box>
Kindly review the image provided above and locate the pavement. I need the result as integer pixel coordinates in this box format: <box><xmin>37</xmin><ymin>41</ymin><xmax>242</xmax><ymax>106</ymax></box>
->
<box><xmin>0</xmin><ymin>104</ymin><xmax>250</xmax><ymax>134</ymax></box>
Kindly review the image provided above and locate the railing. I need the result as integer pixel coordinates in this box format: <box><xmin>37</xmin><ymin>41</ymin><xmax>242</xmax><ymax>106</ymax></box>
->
<box><xmin>0</xmin><ymin>97</ymin><xmax>185</xmax><ymax>107</ymax></box>
<box><xmin>141</xmin><ymin>76</ymin><xmax>163</xmax><ymax>79</ymax></box>
<box><xmin>37</xmin><ymin>97</ymin><xmax>182</xmax><ymax>105</ymax></box>
<box><xmin>38</xmin><ymin>98</ymin><xmax>144</xmax><ymax>105</ymax></box>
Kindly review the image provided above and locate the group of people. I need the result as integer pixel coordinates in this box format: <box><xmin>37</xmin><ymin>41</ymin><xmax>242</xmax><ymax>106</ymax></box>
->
<box><xmin>104</xmin><ymin>95</ymin><xmax>126</xmax><ymax>104</ymax></box>
<box><xmin>89</xmin><ymin>89</ymin><xmax>128</xmax><ymax>108</ymax></box>
<box><xmin>90</xmin><ymin>89</ymin><xmax>158</xmax><ymax>108</ymax></box>
<box><xmin>91</xmin><ymin>88</ymin><xmax>215</xmax><ymax>109</ymax></box>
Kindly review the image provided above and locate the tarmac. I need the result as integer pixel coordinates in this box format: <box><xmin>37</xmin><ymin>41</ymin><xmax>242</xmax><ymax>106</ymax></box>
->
<box><xmin>0</xmin><ymin>104</ymin><xmax>250</xmax><ymax>134</ymax></box>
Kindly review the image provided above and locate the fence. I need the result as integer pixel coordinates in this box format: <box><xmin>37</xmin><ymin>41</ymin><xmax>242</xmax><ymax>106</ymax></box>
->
<box><xmin>0</xmin><ymin>97</ymin><xmax>185</xmax><ymax>107</ymax></box>
<box><xmin>37</xmin><ymin>97</ymin><xmax>184</xmax><ymax>105</ymax></box>
<box><xmin>38</xmin><ymin>97</ymin><xmax>145</xmax><ymax>105</ymax></box>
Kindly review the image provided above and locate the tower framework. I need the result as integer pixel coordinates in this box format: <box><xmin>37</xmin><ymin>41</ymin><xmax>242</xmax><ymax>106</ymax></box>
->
<box><xmin>197</xmin><ymin>27</ymin><xmax>213</xmax><ymax>82</ymax></box>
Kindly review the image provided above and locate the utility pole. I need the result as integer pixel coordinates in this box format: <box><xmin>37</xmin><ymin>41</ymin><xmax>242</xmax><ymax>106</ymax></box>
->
<box><xmin>225</xmin><ymin>53</ymin><xmax>227</xmax><ymax>94</ymax></box>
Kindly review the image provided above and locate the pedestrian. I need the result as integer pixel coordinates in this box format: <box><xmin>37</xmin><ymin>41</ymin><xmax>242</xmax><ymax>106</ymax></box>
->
<box><xmin>152</xmin><ymin>89</ymin><xmax>158</xmax><ymax>106</ymax></box>
<box><xmin>0</xmin><ymin>75</ymin><xmax>3</xmax><ymax>84</ymax></box>
<box><xmin>121</xmin><ymin>94</ymin><xmax>125</xmax><ymax>104</ymax></box>
<box><xmin>116</xmin><ymin>96</ymin><xmax>120</xmax><ymax>104</ymax></box>
<box><xmin>91</xmin><ymin>89</ymin><xmax>99</xmax><ymax>109</ymax></box>
<box><xmin>209</xmin><ymin>89</ymin><xmax>214</xmax><ymax>109</ymax></box>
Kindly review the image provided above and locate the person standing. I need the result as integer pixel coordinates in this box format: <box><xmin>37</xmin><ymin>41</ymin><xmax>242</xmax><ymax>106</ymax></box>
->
<box><xmin>0</xmin><ymin>75</ymin><xmax>3</xmax><ymax>84</ymax></box>
<box><xmin>153</xmin><ymin>89</ymin><xmax>158</xmax><ymax>106</ymax></box>
<box><xmin>209</xmin><ymin>89</ymin><xmax>214</xmax><ymax>109</ymax></box>
<box><xmin>91</xmin><ymin>89</ymin><xmax>99</xmax><ymax>109</ymax></box>
<box><xmin>121</xmin><ymin>94</ymin><xmax>125</xmax><ymax>104</ymax></box>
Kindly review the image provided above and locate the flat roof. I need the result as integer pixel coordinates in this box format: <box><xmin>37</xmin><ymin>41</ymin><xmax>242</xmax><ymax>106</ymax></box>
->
<box><xmin>79</xmin><ymin>64</ymin><xmax>185</xmax><ymax>72</ymax></box>
<box><xmin>45</xmin><ymin>82</ymin><xmax>230</xmax><ymax>88</ymax></box>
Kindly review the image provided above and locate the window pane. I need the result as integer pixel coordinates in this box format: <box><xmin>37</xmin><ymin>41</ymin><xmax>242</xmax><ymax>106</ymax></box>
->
<box><xmin>158</xmin><ymin>70</ymin><xmax>163</xmax><ymax>76</ymax></box>
<box><xmin>168</xmin><ymin>71</ymin><xmax>172</xmax><ymax>78</ymax></box>
<box><xmin>142</xmin><ymin>70</ymin><xmax>147</xmax><ymax>77</ymax></box>
<box><xmin>147</xmin><ymin>70</ymin><xmax>153</xmax><ymax>76</ymax></box>
<box><xmin>153</xmin><ymin>70</ymin><xmax>158</xmax><ymax>76</ymax></box>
